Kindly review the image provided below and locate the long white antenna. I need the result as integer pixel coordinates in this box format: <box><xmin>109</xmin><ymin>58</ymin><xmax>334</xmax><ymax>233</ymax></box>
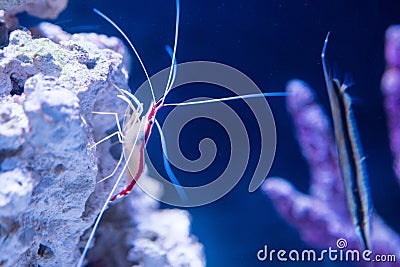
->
<box><xmin>163</xmin><ymin>92</ymin><xmax>288</xmax><ymax>107</ymax></box>
<box><xmin>161</xmin><ymin>0</ymin><xmax>180</xmax><ymax>105</ymax></box>
<box><xmin>165</xmin><ymin>45</ymin><xmax>178</xmax><ymax>93</ymax></box>
<box><xmin>93</xmin><ymin>8</ymin><xmax>156</xmax><ymax>103</ymax></box>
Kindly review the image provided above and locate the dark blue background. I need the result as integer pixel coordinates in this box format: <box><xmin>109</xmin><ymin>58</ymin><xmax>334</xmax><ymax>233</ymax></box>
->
<box><xmin>21</xmin><ymin>1</ymin><xmax>400</xmax><ymax>266</ymax></box>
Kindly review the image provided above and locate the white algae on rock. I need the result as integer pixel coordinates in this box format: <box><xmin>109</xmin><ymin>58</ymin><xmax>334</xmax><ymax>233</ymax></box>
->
<box><xmin>0</xmin><ymin>25</ymin><xmax>205</xmax><ymax>267</ymax></box>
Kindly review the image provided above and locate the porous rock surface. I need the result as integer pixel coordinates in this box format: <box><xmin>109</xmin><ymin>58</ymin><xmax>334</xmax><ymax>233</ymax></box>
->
<box><xmin>0</xmin><ymin>24</ymin><xmax>204</xmax><ymax>267</ymax></box>
<box><xmin>0</xmin><ymin>0</ymin><xmax>67</xmax><ymax>19</ymax></box>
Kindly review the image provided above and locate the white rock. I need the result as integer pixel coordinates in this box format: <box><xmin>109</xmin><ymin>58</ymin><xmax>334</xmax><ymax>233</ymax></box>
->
<box><xmin>0</xmin><ymin>28</ymin><xmax>126</xmax><ymax>266</ymax></box>
<box><xmin>0</xmin><ymin>0</ymin><xmax>67</xmax><ymax>19</ymax></box>
<box><xmin>128</xmin><ymin>209</ymin><xmax>205</xmax><ymax>267</ymax></box>
<box><xmin>0</xmin><ymin>24</ymin><xmax>205</xmax><ymax>267</ymax></box>
<box><xmin>0</xmin><ymin>168</ymin><xmax>33</xmax><ymax>217</ymax></box>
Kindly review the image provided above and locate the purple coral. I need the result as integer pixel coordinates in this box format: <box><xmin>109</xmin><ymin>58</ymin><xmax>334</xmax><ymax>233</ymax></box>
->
<box><xmin>382</xmin><ymin>25</ymin><xmax>400</xmax><ymax>185</ymax></box>
<box><xmin>262</xmin><ymin>25</ymin><xmax>400</xmax><ymax>266</ymax></box>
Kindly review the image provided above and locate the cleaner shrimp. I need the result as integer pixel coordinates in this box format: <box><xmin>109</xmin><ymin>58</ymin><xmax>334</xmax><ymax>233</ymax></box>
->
<box><xmin>77</xmin><ymin>0</ymin><xmax>286</xmax><ymax>265</ymax></box>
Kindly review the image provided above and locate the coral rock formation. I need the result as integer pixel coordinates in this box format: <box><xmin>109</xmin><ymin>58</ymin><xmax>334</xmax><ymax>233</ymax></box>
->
<box><xmin>0</xmin><ymin>0</ymin><xmax>67</xmax><ymax>19</ymax></box>
<box><xmin>0</xmin><ymin>24</ymin><xmax>204</xmax><ymax>267</ymax></box>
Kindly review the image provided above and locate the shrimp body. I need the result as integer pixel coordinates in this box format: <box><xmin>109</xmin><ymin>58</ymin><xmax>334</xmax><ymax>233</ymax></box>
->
<box><xmin>109</xmin><ymin>96</ymin><xmax>150</xmax><ymax>202</ymax></box>
<box><xmin>109</xmin><ymin>95</ymin><xmax>165</xmax><ymax>202</ymax></box>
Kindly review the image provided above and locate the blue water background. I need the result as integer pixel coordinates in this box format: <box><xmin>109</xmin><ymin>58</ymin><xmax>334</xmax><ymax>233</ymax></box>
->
<box><xmin>20</xmin><ymin>1</ymin><xmax>400</xmax><ymax>266</ymax></box>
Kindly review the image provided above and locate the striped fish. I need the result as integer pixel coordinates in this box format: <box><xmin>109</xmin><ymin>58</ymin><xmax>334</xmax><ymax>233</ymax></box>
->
<box><xmin>321</xmin><ymin>32</ymin><xmax>372</xmax><ymax>251</ymax></box>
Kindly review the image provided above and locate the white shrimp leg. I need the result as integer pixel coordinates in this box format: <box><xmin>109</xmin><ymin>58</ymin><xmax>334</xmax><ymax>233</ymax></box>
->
<box><xmin>90</xmin><ymin>111</ymin><xmax>125</xmax><ymax>148</ymax></box>
<box><xmin>90</xmin><ymin>130</ymin><xmax>123</xmax><ymax>148</ymax></box>
<box><xmin>88</xmin><ymin>111</ymin><xmax>125</xmax><ymax>184</ymax></box>
<box><xmin>97</xmin><ymin>147</ymin><xmax>125</xmax><ymax>184</ymax></box>
<box><xmin>77</xmin><ymin>118</ymin><xmax>146</xmax><ymax>267</ymax></box>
